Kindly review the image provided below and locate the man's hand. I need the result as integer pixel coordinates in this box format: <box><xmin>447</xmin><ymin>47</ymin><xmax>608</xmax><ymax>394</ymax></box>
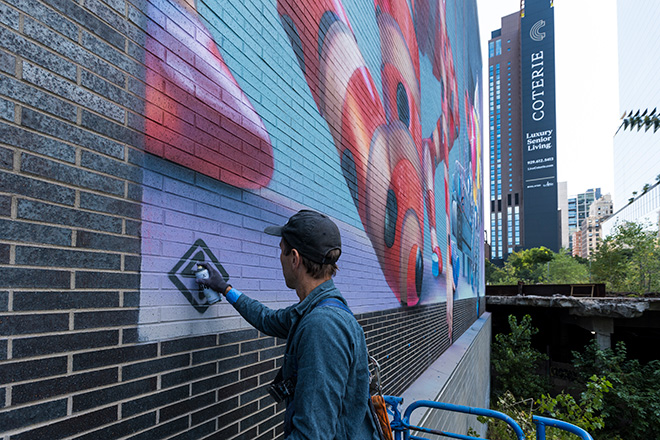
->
<box><xmin>196</xmin><ymin>262</ymin><xmax>231</xmax><ymax>295</ymax></box>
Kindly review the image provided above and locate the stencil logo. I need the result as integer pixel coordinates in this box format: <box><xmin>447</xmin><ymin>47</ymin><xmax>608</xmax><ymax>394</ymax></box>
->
<box><xmin>168</xmin><ymin>239</ymin><xmax>229</xmax><ymax>313</ymax></box>
<box><xmin>530</xmin><ymin>20</ymin><xmax>546</xmax><ymax>41</ymax></box>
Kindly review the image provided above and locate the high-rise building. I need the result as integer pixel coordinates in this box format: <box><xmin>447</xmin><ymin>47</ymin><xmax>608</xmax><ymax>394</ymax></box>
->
<box><xmin>571</xmin><ymin>230</ymin><xmax>582</xmax><ymax>258</ymax></box>
<box><xmin>488</xmin><ymin>0</ymin><xmax>559</xmax><ymax>263</ymax></box>
<box><xmin>567</xmin><ymin>188</ymin><xmax>601</xmax><ymax>250</ymax></box>
<box><xmin>603</xmin><ymin>2</ymin><xmax>660</xmax><ymax>236</ymax></box>
<box><xmin>577</xmin><ymin>194</ymin><xmax>613</xmax><ymax>258</ymax></box>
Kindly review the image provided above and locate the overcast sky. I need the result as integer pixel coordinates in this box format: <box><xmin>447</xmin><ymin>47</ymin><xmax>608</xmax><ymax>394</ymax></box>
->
<box><xmin>477</xmin><ymin>0</ymin><xmax>620</xmax><ymax>198</ymax></box>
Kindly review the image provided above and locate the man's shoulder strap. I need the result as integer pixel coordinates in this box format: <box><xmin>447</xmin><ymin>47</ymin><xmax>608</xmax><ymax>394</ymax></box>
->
<box><xmin>316</xmin><ymin>298</ymin><xmax>353</xmax><ymax>315</ymax></box>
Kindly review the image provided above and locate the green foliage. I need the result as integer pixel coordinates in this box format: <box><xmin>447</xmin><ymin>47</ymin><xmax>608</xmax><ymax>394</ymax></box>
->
<box><xmin>572</xmin><ymin>255</ymin><xmax>589</xmax><ymax>265</ymax></box>
<box><xmin>491</xmin><ymin>315</ymin><xmax>549</xmax><ymax>398</ymax></box>
<box><xmin>505</xmin><ymin>247</ymin><xmax>554</xmax><ymax>284</ymax></box>
<box><xmin>487</xmin><ymin>221</ymin><xmax>660</xmax><ymax>291</ymax></box>
<box><xmin>466</xmin><ymin>426</ymin><xmax>481</xmax><ymax>438</ymax></box>
<box><xmin>545</xmin><ymin>249</ymin><xmax>590</xmax><ymax>284</ymax></box>
<box><xmin>486</xmin><ymin>316</ymin><xmax>660</xmax><ymax>439</ymax></box>
<box><xmin>486</xmin><ymin>248</ymin><xmax>589</xmax><ymax>285</ymax></box>
<box><xmin>486</xmin><ymin>316</ymin><xmax>613</xmax><ymax>440</ymax></box>
<box><xmin>589</xmin><ymin>240</ymin><xmax>630</xmax><ymax>291</ymax></box>
<box><xmin>477</xmin><ymin>392</ymin><xmax>535</xmax><ymax>440</ymax></box>
<box><xmin>536</xmin><ymin>375</ymin><xmax>612</xmax><ymax>437</ymax></box>
<box><xmin>485</xmin><ymin>258</ymin><xmax>507</xmax><ymax>285</ymax></box>
<box><xmin>590</xmin><ymin>221</ymin><xmax>660</xmax><ymax>293</ymax></box>
<box><xmin>481</xmin><ymin>378</ymin><xmax>612</xmax><ymax>440</ymax></box>
<box><xmin>572</xmin><ymin>340</ymin><xmax>660</xmax><ymax>439</ymax></box>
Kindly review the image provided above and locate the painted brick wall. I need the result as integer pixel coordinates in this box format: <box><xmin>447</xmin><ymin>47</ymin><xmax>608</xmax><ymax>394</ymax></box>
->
<box><xmin>0</xmin><ymin>0</ymin><xmax>484</xmax><ymax>438</ymax></box>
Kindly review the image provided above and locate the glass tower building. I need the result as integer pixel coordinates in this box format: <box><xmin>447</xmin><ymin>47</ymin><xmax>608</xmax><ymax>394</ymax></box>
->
<box><xmin>604</xmin><ymin>2</ymin><xmax>660</xmax><ymax>235</ymax></box>
<box><xmin>488</xmin><ymin>0</ymin><xmax>558</xmax><ymax>264</ymax></box>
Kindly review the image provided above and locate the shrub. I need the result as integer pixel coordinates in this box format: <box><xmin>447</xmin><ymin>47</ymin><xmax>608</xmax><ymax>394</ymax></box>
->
<box><xmin>572</xmin><ymin>340</ymin><xmax>660</xmax><ymax>439</ymax></box>
<box><xmin>480</xmin><ymin>376</ymin><xmax>612</xmax><ymax>440</ymax></box>
<box><xmin>491</xmin><ymin>315</ymin><xmax>549</xmax><ymax>398</ymax></box>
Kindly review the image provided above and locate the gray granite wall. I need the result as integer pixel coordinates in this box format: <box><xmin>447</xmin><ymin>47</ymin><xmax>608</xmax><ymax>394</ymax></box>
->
<box><xmin>400</xmin><ymin>313</ymin><xmax>491</xmax><ymax>439</ymax></box>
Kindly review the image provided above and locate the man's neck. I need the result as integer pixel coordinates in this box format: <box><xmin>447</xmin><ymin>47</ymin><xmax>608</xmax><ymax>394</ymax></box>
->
<box><xmin>295</xmin><ymin>276</ymin><xmax>331</xmax><ymax>302</ymax></box>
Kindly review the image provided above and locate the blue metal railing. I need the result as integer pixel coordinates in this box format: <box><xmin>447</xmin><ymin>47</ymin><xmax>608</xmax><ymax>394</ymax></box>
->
<box><xmin>383</xmin><ymin>395</ymin><xmax>594</xmax><ymax>440</ymax></box>
<box><xmin>533</xmin><ymin>415</ymin><xmax>594</xmax><ymax>440</ymax></box>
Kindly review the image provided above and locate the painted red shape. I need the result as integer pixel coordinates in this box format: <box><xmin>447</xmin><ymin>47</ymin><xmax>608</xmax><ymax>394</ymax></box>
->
<box><xmin>144</xmin><ymin>2</ymin><xmax>273</xmax><ymax>189</ymax></box>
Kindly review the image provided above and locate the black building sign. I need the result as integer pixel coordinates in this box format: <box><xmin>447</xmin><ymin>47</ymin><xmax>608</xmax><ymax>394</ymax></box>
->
<box><xmin>521</xmin><ymin>0</ymin><xmax>559</xmax><ymax>251</ymax></box>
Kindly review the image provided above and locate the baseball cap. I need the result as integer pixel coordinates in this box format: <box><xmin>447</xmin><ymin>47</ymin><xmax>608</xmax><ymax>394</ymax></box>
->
<box><xmin>264</xmin><ymin>210</ymin><xmax>342</xmax><ymax>264</ymax></box>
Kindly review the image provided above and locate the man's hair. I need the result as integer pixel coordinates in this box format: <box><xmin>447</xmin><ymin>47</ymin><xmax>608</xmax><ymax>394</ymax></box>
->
<box><xmin>282</xmin><ymin>239</ymin><xmax>339</xmax><ymax>279</ymax></box>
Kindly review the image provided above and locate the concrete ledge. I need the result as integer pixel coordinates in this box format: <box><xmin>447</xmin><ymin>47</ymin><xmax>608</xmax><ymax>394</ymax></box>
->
<box><xmin>487</xmin><ymin>295</ymin><xmax>659</xmax><ymax>318</ymax></box>
<box><xmin>400</xmin><ymin>312</ymin><xmax>492</xmax><ymax>426</ymax></box>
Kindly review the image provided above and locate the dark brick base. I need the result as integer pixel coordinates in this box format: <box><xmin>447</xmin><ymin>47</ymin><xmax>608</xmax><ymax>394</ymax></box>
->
<box><xmin>1</xmin><ymin>298</ymin><xmax>479</xmax><ymax>439</ymax></box>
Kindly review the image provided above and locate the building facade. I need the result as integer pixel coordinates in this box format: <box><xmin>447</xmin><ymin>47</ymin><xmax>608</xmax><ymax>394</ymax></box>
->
<box><xmin>604</xmin><ymin>2</ymin><xmax>660</xmax><ymax>236</ymax></box>
<box><xmin>558</xmin><ymin>181</ymin><xmax>569</xmax><ymax>249</ymax></box>
<box><xmin>604</xmin><ymin>183</ymin><xmax>660</xmax><ymax>237</ymax></box>
<box><xmin>577</xmin><ymin>194</ymin><xmax>613</xmax><ymax>258</ymax></box>
<box><xmin>488</xmin><ymin>11</ymin><xmax>523</xmax><ymax>263</ymax></box>
<box><xmin>572</xmin><ymin>230</ymin><xmax>583</xmax><ymax>258</ymax></box>
<box><xmin>568</xmin><ymin>188</ymin><xmax>602</xmax><ymax>250</ymax></box>
<box><xmin>0</xmin><ymin>0</ymin><xmax>489</xmax><ymax>438</ymax></box>
<box><xmin>488</xmin><ymin>0</ymin><xmax>558</xmax><ymax>264</ymax></box>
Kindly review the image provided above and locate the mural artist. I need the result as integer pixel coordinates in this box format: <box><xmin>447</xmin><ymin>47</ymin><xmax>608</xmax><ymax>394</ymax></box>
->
<box><xmin>197</xmin><ymin>210</ymin><xmax>379</xmax><ymax>439</ymax></box>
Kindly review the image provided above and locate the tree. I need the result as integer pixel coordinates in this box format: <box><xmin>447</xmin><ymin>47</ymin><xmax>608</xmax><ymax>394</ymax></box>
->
<box><xmin>573</xmin><ymin>340</ymin><xmax>660</xmax><ymax>439</ymax></box>
<box><xmin>490</xmin><ymin>247</ymin><xmax>589</xmax><ymax>285</ymax></box>
<box><xmin>589</xmin><ymin>240</ymin><xmax>629</xmax><ymax>291</ymax></box>
<box><xmin>590</xmin><ymin>221</ymin><xmax>660</xmax><ymax>293</ymax></box>
<box><xmin>485</xmin><ymin>316</ymin><xmax>611</xmax><ymax>440</ymax></box>
<box><xmin>535</xmin><ymin>375</ymin><xmax>612</xmax><ymax>439</ymax></box>
<box><xmin>504</xmin><ymin>247</ymin><xmax>554</xmax><ymax>284</ymax></box>
<box><xmin>491</xmin><ymin>315</ymin><xmax>549</xmax><ymax>398</ymax></box>
<box><xmin>485</xmin><ymin>258</ymin><xmax>507</xmax><ymax>285</ymax></box>
<box><xmin>482</xmin><ymin>377</ymin><xmax>612</xmax><ymax>440</ymax></box>
<box><xmin>573</xmin><ymin>255</ymin><xmax>589</xmax><ymax>265</ymax></box>
<box><xmin>545</xmin><ymin>249</ymin><xmax>590</xmax><ymax>284</ymax></box>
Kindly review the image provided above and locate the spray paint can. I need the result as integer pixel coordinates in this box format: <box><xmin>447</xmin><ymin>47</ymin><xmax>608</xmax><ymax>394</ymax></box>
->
<box><xmin>195</xmin><ymin>265</ymin><xmax>221</xmax><ymax>304</ymax></box>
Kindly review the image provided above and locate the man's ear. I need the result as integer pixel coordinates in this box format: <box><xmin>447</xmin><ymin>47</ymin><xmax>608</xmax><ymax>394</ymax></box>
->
<box><xmin>290</xmin><ymin>248</ymin><xmax>301</xmax><ymax>268</ymax></box>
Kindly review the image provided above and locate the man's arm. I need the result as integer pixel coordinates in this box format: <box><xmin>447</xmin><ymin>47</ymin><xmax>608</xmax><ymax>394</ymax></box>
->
<box><xmin>196</xmin><ymin>262</ymin><xmax>294</xmax><ymax>339</ymax></box>
<box><xmin>232</xmin><ymin>293</ymin><xmax>294</xmax><ymax>339</ymax></box>
<box><xmin>287</xmin><ymin>311</ymin><xmax>353</xmax><ymax>439</ymax></box>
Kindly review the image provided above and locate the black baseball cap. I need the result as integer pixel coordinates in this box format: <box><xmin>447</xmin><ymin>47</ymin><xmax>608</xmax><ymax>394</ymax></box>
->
<box><xmin>264</xmin><ymin>210</ymin><xmax>342</xmax><ymax>264</ymax></box>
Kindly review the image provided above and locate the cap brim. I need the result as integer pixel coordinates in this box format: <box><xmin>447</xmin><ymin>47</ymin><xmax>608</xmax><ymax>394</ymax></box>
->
<box><xmin>264</xmin><ymin>225</ymin><xmax>283</xmax><ymax>236</ymax></box>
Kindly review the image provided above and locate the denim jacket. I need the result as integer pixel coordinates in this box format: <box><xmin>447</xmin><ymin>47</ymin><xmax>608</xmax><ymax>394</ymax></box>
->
<box><xmin>232</xmin><ymin>279</ymin><xmax>378</xmax><ymax>439</ymax></box>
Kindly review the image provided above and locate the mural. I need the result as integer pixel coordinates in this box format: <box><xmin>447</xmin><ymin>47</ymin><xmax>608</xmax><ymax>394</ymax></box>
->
<box><xmin>143</xmin><ymin>0</ymin><xmax>274</xmax><ymax>189</ymax></box>
<box><xmin>139</xmin><ymin>0</ymin><xmax>483</xmax><ymax>341</ymax></box>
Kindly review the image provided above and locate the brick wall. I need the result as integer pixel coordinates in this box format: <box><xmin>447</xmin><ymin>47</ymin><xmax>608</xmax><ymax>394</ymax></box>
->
<box><xmin>1</xmin><ymin>298</ymin><xmax>476</xmax><ymax>439</ymax></box>
<box><xmin>0</xmin><ymin>0</ymin><xmax>484</xmax><ymax>438</ymax></box>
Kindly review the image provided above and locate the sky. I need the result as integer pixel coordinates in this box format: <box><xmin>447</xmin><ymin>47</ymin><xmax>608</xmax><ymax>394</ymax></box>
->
<box><xmin>476</xmin><ymin>0</ymin><xmax>620</xmax><ymax>198</ymax></box>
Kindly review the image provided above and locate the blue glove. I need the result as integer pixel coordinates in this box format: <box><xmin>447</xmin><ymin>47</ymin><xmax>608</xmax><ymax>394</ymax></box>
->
<box><xmin>196</xmin><ymin>262</ymin><xmax>231</xmax><ymax>295</ymax></box>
